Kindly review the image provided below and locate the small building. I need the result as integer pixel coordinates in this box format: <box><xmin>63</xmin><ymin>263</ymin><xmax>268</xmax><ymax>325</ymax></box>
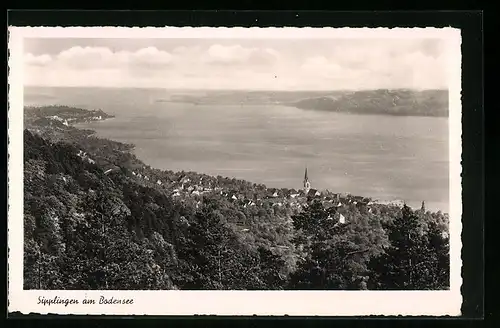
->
<box><xmin>307</xmin><ymin>189</ymin><xmax>319</xmax><ymax>197</ymax></box>
<box><xmin>336</xmin><ymin>212</ymin><xmax>346</xmax><ymax>224</ymax></box>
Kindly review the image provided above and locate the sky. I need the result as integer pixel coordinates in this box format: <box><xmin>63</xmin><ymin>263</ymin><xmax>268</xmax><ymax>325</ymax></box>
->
<box><xmin>23</xmin><ymin>37</ymin><xmax>450</xmax><ymax>90</ymax></box>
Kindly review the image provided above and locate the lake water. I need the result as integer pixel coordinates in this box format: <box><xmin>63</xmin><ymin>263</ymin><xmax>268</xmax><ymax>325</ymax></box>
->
<box><xmin>24</xmin><ymin>87</ymin><xmax>450</xmax><ymax>213</ymax></box>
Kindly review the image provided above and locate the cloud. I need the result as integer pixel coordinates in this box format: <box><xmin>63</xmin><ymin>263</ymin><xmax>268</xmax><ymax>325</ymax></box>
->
<box><xmin>296</xmin><ymin>42</ymin><xmax>448</xmax><ymax>90</ymax></box>
<box><xmin>202</xmin><ymin>44</ymin><xmax>280</xmax><ymax>66</ymax></box>
<box><xmin>22</xmin><ymin>40</ymin><xmax>449</xmax><ymax>90</ymax></box>
<box><xmin>53</xmin><ymin>46</ymin><xmax>174</xmax><ymax>69</ymax></box>
<box><xmin>24</xmin><ymin>53</ymin><xmax>52</xmax><ymax>66</ymax></box>
<box><xmin>57</xmin><ymin>46</ymin><xmax>114</xmax><ymax>62</ymax></box>
<box><xmin>129</xmin><ymin>47</ymin><xmax>174</xmax><ymax>66</ymax></box>
<box><xmin>301</xmin><ymin>56</ymin><xmax>344</xmax><ymax>78</ymax></box>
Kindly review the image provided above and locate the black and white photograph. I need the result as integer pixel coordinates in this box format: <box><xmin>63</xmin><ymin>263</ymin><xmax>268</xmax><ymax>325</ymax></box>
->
<box><xmin>8</xmin><ymin>27</ymin><xmax>462</xmax><ymax>316</ymax></box>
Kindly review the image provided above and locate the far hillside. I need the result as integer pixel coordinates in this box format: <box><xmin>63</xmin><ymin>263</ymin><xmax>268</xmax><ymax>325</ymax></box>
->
<box><xmin>289</xmin><ymin>89</ymin><xmax>448</xmax><ymax>117</ymax></box>
<box><xmin>157</xmin><ymin>88</ymin><xmax>448</xmax><ymax>117</ymax></box>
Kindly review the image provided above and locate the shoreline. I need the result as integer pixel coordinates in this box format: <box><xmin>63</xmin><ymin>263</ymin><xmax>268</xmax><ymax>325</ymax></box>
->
<box><xmin>26</xmin><ymin>104</ymin><xmax>449</xmax><ymax>214</ymax></box>
<box><xmin>153</xmin><ymin>99</ymin><xmax>449</xmax><ymax>118</ymax></box>
<box><xmin>70</xmin><ymin>110</ymin><xmax>448</xmax><ymax>214</ymax></box>
<box><xmin>25</xmin><ymin>86</ymin><xmax>449</xmax><ymax>119</ymax></box>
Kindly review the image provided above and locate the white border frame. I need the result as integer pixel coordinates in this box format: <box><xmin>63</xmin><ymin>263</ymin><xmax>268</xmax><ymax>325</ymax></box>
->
<box><xmin>8</xmin><ymin>26</ymin><xmax>463</xmax><ymax>316</ymax></box>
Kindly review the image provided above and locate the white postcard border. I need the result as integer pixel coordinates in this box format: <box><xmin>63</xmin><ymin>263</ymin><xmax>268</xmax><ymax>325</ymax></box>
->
<box><xmin>8</xmin><ymin>26</ymin><xmax>463</xmax><ymax>316</ymax></box>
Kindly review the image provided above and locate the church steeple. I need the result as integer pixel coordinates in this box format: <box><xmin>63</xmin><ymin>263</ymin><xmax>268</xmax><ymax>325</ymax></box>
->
<box><xmin>303</xmin><ymin>167</ymin><xmax>311</xmax><ymax>193</ymax></box>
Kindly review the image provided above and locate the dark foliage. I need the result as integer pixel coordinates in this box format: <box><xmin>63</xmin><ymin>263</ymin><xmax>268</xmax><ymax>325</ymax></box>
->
<box><xmin>23</xmin><ymin>106</ymin><xmax>450</xmax><ymax>290</ymax></box>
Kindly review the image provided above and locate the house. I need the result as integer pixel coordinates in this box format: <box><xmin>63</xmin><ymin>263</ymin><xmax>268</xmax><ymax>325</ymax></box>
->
<box><xmin>49</xmin><ymin>115</ymin><xmax>63</xmax><ymax>122</ymax></box>
<box><xmin>307</xmin><ymin>189</ymin><xmax>319</xmax><ymax>197</ymax></box>
<box><xmin>156</xmin><ymin>180</ymin><xmax>162</xmax><ymax>185</ymax></box>
<box><xmin>335</xmin><ymin>212</ymin><xmax>346</xmax><ymax>224</ymax></box>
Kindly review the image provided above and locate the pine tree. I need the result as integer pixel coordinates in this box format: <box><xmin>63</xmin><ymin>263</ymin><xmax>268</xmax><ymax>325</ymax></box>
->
<box><xmin>368</xmin><ymin>205</ymin><xmax>445</xmax><ymax>290</ymax></box>
<box><xmin>289</xmin><ymin>200</ymin><xmax>388</xmax><ymax>290</ymax></box>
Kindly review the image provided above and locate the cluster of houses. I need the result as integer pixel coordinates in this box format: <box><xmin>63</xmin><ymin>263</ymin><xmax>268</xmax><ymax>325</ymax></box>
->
<box><xmin>76</xmin><ymin>149</ymin><xmax>96</xmax><ymax>165</ymax></box>
<box><xmin>46</xmin><ymin>112</ymin><xmax>107</xmax><ymax>126</ymax></box>
<box><xmin>129</xmin><ymin>169</ymin><xmax>220</xmax><ymax>199</ymax></box>
<box><xmin>123</xmin><ymin>166</ymin><xmax>380</xmax><ymax>227</ymax></box>
<box><xmin>48</xmin><ymin>115</ymin><xmax>70</xmax><ymax>126</ymax></box>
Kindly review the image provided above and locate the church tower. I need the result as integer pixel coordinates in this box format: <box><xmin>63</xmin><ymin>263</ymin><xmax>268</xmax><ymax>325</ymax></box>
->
<box><xmin>303</xmin><ymin>167</ymin><xmax>311</xmax><ymax>193</ymax></box>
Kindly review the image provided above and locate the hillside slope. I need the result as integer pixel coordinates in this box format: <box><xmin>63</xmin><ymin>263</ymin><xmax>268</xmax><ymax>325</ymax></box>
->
<box><xmin>23</xmin><ymin>106</ymin><xmax>450</xmax><ymax>290</ymax></box>
<box><xmin>289</xmin><ymin>89</ymin><xmax>449</xmax><ymax>117</ymax></box>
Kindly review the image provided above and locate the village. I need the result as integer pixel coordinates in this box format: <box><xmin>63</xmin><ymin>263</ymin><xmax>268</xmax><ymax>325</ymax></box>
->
<box><xmin>28</xmin><ymin>104</ymin><xmax>406</xmax><ymax>229</ymax></box>
<box><xmin>102</xmin><ymin>161</ymin><xmax>381</xmax><ymax>225</ymax></box>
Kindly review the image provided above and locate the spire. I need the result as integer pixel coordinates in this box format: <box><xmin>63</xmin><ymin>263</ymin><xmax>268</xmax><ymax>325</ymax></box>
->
<box><xmin>303</xmin><ymin>166</ymin><xmax>311</xmax><ymax>192</ymax></box>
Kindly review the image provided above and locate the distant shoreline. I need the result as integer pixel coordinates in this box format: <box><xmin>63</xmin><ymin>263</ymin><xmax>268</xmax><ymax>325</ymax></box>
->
<box><xmin>60</xmin><ymin>106</ymin><xmax>448</xmax><ymax>214</ymax></box>
<box><xmin>25</xmin><ymin>86</ymin><xmax>449</xmax><ymax>118</ymax></box>
<box><xmin>155</xmin><ymin>99</ymin><xmax>449</xmax><ymax>118</ymax></box>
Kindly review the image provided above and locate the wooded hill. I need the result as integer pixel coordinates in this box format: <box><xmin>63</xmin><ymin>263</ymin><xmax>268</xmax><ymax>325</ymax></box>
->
<box><xmin>160</xmin><ymin>89</ymin><xmax>448</xmax><ymax>117</ymax></box>
<box><xmin>289</xmin><ymin>89</ymin><xmax>449</xmax><ymax>117</ymax></box>
<box><xmin>23</xmin><ymin>106</ymin><xmax>450</xmax><ymax>290</ymax></box>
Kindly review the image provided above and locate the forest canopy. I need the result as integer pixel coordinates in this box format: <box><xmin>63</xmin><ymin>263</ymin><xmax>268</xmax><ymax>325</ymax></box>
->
<box><xmin>23</xmin><ymin>105</ymin><xmax>450</xmax><ymax>290</ymax></box>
